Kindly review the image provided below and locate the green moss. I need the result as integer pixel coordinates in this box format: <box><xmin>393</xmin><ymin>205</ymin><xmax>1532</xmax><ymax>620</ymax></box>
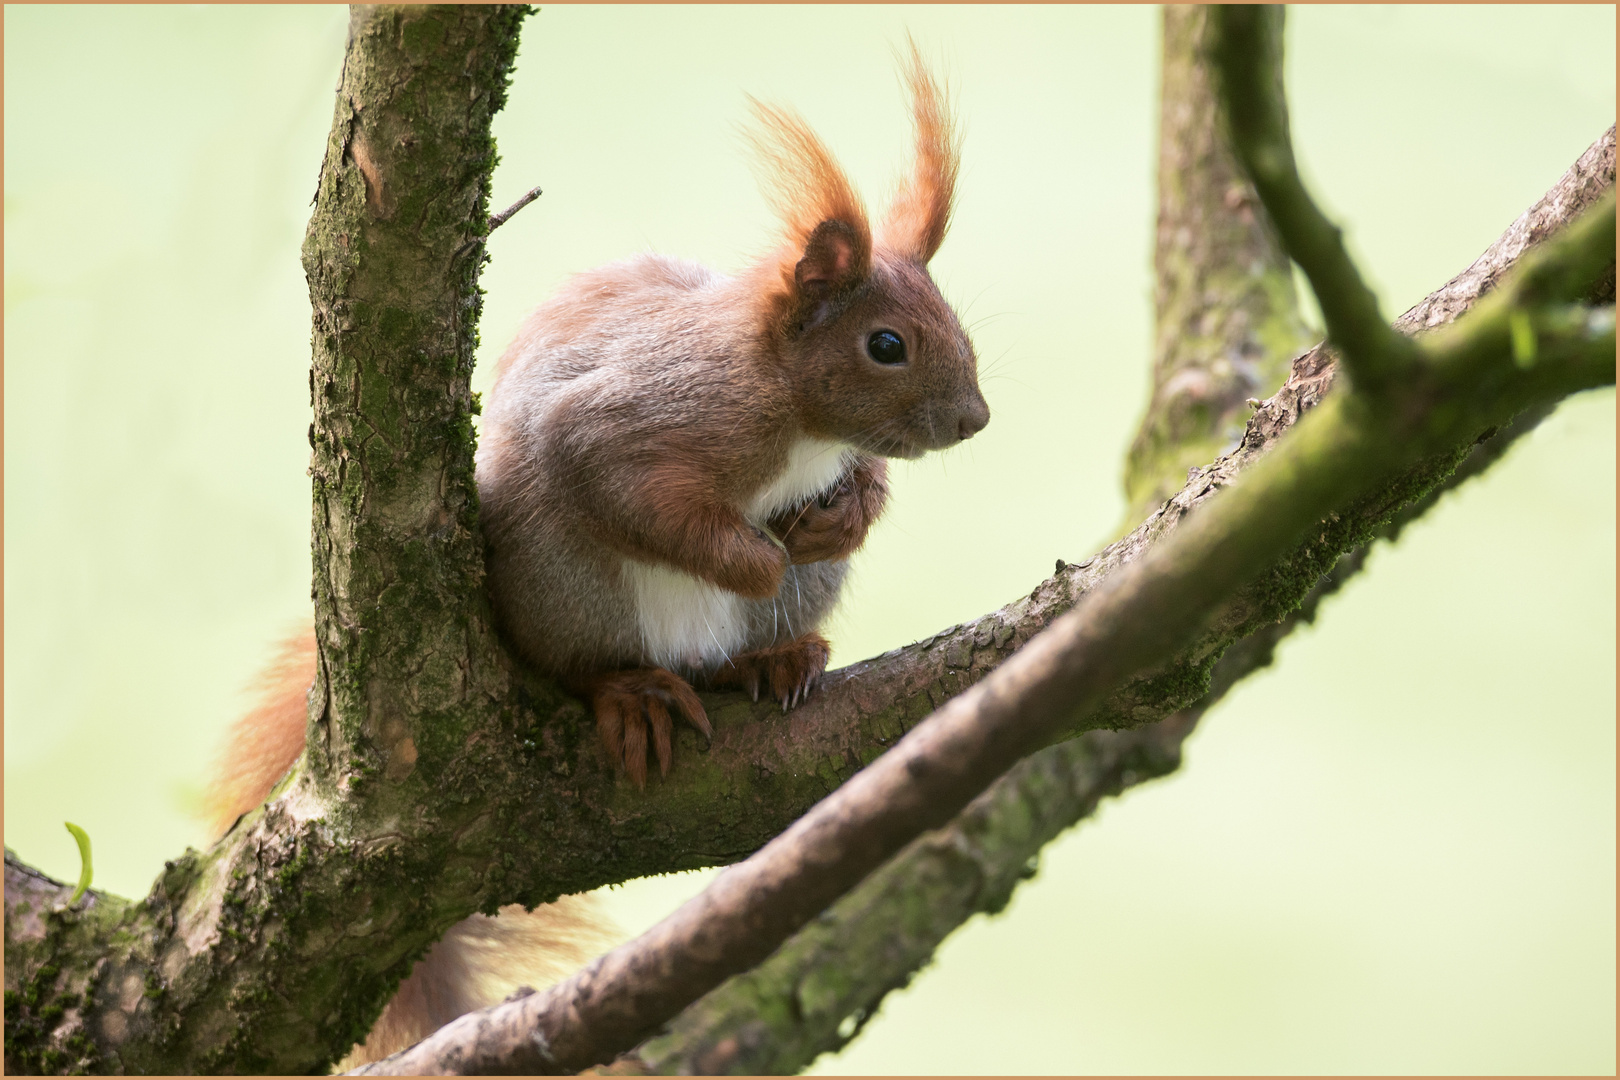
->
<box><xmin>1244</xmin><ymin>440</ymin><xmax>1470</xmax><ymax>629</ymax></box>
<box><xmin>4</xmin><ymin>912</ymin><xmax>104</xmax><ymax>1075</ymax></box>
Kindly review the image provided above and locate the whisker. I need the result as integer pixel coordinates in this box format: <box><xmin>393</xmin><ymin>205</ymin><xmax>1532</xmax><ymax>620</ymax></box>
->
<box><xmin>953</xmin><ymin>284</ymin><xmax>997</xmax><ymax>322</ymax></box>
<box><xmin>980</xmin><ymin>373</ymin><xmax>1035</xmax><ymax>393</ymax></box>
<box><xmin>965</xmin><ymin>310</ymin><xmax>1014</xmax><ymax>335</ymax></box>
<box><xmin>702</xmin><ymin>612</ymin><xmax>734</xmax><ymax>667</ymax></box>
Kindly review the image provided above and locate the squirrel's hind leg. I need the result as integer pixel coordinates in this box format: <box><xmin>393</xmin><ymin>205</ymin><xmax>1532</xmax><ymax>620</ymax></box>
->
<box><xmin>575</xmin><ymin>668</ymin><xmax>711</xmax><ymax>787</ymax></box>
<box><xmin>708</xmin><ymin>631</ymin><xmax>831</xmax><ymax>712</ymax></box>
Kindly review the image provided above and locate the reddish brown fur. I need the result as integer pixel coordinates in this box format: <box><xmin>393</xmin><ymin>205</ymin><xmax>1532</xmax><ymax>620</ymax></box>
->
<box><xmin>610</xmin><ymin>465</ymin><xmax>789</xmax><ymax>600</ymax></box>
<box><xmin>568</xmin><ymin>668</ymin><xmax>712</xmax><ymax>788</ymax></box>
<box><xmin>202</xmin><ymin>629</ymin><xmax>316</xmax><ymax>838</ymax></box>
<box><xmin>878</xmin><ymin>39</ymin><xmax>961</xmax><ymax>262</ymax></box>
<box><xmin>478</xmin><ymin>50</ymin><xmax>986</xmax><ymax>786</ymax></box>
<box><xmin>488</xmin><ymin>259</ymin><xmax>807</xmax><ymax>612</ymax></box>
<box><xmin>745</xmin><ymin>97</ymin><xmax>874</xmax><ymax>320</ymax></box>
<box><xmin>489</xmin><ymin>256</ymin><xmax>734</xmax><ymax>384</ymax></box>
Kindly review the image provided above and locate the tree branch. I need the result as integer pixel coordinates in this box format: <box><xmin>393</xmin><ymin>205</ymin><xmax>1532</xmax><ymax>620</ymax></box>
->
<box><xmin>592</xmin><ymin>45</ymin><xmax>1620</xmax><ymax>1080</ymax></box>
<box><xmin>593</xmin><ymin>717</ymin><xmax>1194</xmax><ymax>1076</ymax></box>
<box><xmin>488</xmin><ymin>185</ymin><xmax>543</xmax><ymax>231</ymax></box>
<box><xmin>595</xmin><ymin>398</ymin><xmax>1562</xmax><ymax>1079</ymax></box>
<box><xmin>6</xmin><ymin>7</ymin><xmax>532</xmax><ymax>1072</ymax></box>
<box><xmin>1209</xmin><ymin>6</ymin><xmax>1423</xmax><ymax>393</ymax></box>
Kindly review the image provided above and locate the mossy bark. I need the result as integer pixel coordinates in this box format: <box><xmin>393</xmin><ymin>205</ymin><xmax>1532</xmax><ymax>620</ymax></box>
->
<box><xmin>1123</xmin><ymin>5</ymin><xmax>1312</xmax><ymax>525</ymax></box>
<box><xmin>611</xmin><ymin>720</ymin><xmax>1193</xmax><ymax>1076</ymax></box>
<box><xmin>302</xmin><ymin>4</ymin><xmax>524</xmax><ymax>832</ymax></box>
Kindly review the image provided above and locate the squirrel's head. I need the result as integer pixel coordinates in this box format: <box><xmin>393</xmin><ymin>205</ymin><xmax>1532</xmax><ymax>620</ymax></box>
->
<box><xmin>748</xmin><ymin>42</ymin><xmax>989</xmax><ymax>459</ymax></box>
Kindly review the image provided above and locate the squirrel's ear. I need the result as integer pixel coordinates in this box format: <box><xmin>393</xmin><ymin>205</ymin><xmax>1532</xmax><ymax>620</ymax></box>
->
<box><xmin>878</xmin><ymin>39</ymin><xmax>960</xmax><ymax>263</ymax></box>
<box><xmin>794</xmin><ymin>219</ymin><xmax>865</xmax><ymax>302</ymax></box>
<box><xmin>746</xmin><ymin>97</ymin><xmax>873</xmax><ymax>327</ymax></box>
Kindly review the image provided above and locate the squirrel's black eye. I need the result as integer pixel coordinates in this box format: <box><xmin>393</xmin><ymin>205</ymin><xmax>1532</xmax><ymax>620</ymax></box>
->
<box><xmin>866</xmin><ymin>329</ymin><xmax>907</xmax><ymax>365</ymax></box>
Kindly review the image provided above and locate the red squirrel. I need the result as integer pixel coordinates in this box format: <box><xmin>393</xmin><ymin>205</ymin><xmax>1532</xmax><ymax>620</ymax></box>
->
<box><xmin>479</xmin><ymin>51</ymin><xmax>987</xmax><ymax>783</ymax></box>
<box><xmin>205</xmin><ymin>46</ymin><xmax>983</xmax><ymax>1065</ymax></box>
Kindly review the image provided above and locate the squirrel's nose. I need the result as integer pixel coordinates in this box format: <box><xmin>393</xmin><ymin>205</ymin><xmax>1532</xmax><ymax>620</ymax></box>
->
<box><xmin>956</xmin><ymin>396</ymin><xmax>990</xmax><ymax>441</ymax></box>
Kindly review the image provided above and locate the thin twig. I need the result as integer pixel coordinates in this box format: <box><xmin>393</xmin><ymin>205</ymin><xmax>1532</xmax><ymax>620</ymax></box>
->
<box><xmin>489</xmin><ymin>183</ymin><xmax>544</xmax><ymax>230</ymax></box>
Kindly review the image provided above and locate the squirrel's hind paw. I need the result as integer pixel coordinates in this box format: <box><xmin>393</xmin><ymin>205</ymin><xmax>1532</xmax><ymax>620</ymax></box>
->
<box><xmin>586</xmin><ymin>668</ymin><xmax>710</xmax><ymax>788</ymax></box>
<box><xmin>709</xmin><ymin>632</ymin><xmax>831</xmax><ymax>712</ymax></box>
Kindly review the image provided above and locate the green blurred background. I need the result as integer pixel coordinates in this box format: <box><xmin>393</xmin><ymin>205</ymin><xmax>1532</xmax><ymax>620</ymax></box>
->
<box><xmin>4</xmin><ymin>5</ymin><xmax>1613</xmax><ymax>1073</ymax></box>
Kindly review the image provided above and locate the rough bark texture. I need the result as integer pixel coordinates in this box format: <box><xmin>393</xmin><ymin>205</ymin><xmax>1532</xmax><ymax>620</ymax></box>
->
<box><xmin>1124</xmin><ymin>4</ymin><xmax>1313</xmax><ymax>524</ymax></box>
<box><xmin>4</xmin><ymin>6</ymin><xmax>1614</xmax><ymax>1074</ymax></box>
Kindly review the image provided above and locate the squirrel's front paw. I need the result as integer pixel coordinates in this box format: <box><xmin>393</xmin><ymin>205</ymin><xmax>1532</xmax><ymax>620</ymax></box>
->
<box><xmin>586</xmin><ymin>668</ymin><xmax>712</xmax><ymax>788</ymax></box>
<box><xmin>710</xmin><ymin>525</ymin><xmax>788</xmax><ymax>599</ymax></box>
<box><xmin>769</xmin><ymin>457</ymin><xmax>887</xmax><ymax>564</ymax></box>
<box><xmin>708</xmin><ymin>632</ymin><xmax>831</xmax><ymax>712</ymax></box>
<box><xmin>770</xmin><ymin>489</ymin><xmax>856</xmax><ymax>564</ymax></box>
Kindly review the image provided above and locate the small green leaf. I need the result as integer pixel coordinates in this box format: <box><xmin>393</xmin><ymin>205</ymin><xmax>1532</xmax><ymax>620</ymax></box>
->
<box><xmin>1509</xmin><ymin>310</ymin><xmax>1537</xmax><ymax>368</ymax></box>
<box><xmin>63</xmin><ymin>823</ymin><xmax>92</xmax><ymax>905</ymax></box>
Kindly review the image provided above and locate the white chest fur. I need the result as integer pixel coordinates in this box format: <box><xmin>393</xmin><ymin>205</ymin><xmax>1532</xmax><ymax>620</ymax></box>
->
<box><xmin>624</xmin><ymin>562</ymin><xmax>748</xmax><ymax>671</ymax></box>
<box><xmin>626</xmin><ymin>437</ymin><xmax>853</xmax><ymax>670</ymax></box>
<box><xmin>745</xmin><ymin>437</ymin><xmax>854</xmax><ymax>523</ymax></box>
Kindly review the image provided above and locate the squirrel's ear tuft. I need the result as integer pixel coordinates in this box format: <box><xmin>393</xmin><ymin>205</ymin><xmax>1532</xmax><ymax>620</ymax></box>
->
<box><xmin>746</xmin><ymin>97</ymin><xmax>873</xmax><ymax>305</ymax></box>
<box><xmin>878</xmin><ymin>39</ymin><xmax>960</xmax><ymax>264</ymax></box>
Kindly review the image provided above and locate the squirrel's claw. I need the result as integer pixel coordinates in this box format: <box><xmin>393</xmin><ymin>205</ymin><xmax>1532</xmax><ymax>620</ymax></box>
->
<box><xmin>708</xmin><ymin>632</ymin><xmax>831</xmax><ymax>715</ymax></box>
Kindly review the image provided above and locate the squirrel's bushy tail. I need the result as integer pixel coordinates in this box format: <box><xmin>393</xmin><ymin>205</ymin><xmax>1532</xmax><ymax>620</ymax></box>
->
<box><xmin>337</xmin><ymin>897</ymin><xmax>611</xmax><ymax>1069</ymax></box>
<box><xmin>203</xmin><ymin>629</ymin><xmax>616</xmax><ymax>1068</ymax></box>
<box><xmin>201</xmin><ymin>629</ymin><xmax>317</xmax><ymax>839</ymax></box>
